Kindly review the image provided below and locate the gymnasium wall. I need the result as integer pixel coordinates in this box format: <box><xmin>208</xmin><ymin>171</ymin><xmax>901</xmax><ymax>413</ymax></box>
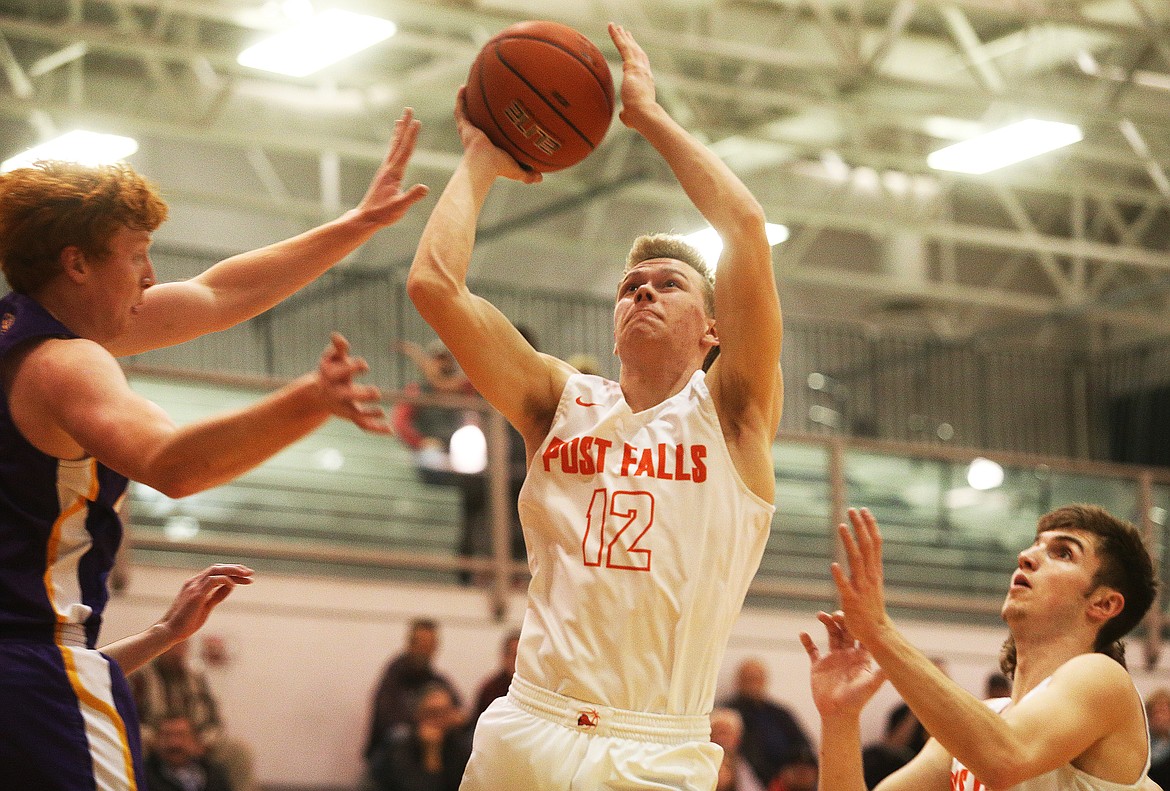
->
<box><xmin>102</xmin><ymin>563</ymin><xmax>1170</xmax><ymax>791</ymax></box>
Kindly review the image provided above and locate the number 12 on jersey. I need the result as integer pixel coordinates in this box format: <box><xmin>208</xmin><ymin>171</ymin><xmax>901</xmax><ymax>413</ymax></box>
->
<box><xmin>581</xmin><ymin>488</ymin><xmax>655</xmax><ymax>572</ymax></box>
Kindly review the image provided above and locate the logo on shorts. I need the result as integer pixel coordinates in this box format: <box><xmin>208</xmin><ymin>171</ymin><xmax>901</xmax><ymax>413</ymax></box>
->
<box><xmin>0</xmin><ymin>313</ymin><xmax>13</xmax><ymax>334</ymax></box>
<box><xmin>576</xmin><ymin>708</ymin><xmax>600</xmax><ymax>729</ymax></box>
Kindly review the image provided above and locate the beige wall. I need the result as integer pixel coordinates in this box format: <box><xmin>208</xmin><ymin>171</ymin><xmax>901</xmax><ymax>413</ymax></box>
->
<box><xmin>102</xmin><ymin>564</ymin><xmax>1170</xmax><ymax>789</ymax></box>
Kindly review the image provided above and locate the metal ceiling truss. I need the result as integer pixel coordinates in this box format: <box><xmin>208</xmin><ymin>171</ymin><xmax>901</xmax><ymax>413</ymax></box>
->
<box><xmin>0</xmin><ymin>0</ymin><xmax>1167</xmax><ymax>349</ymax></box>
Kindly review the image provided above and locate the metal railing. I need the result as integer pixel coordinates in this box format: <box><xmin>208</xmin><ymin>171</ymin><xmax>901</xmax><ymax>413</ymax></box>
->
<box><xmin>124</xmin><ymin>365</ymin><xmax>1170</xmax><ymax>664</ymax></box>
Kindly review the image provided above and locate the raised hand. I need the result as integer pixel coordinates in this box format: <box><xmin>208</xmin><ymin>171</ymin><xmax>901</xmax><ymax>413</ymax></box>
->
<box><xmin>832</xmin><ymin>507</ymin><xmax>894</xmax><ymax>647</ymax></box>
<box><xmin>316</xmin><ymin>333</ymin><xmax>393</xmax><ymax>434</ymax></box>
<box><xmin>355</xmin><ymin>107</ymin><xmax>431</xmax><ymax>225</ymax></box>
<box><xmin>800</xmin><ymin>610</ymin><xmax>887</xmax><ymax>720</ymax></box>
<box><xmin>454</xmin><ymin>87</ymin><xmax>542</xmax><ymax>184</ymax></box>
<box><xmin>608</xmin><ymin>23</ymin><xmax>657</xmax><ymax>127</ymax></box>
<box><xmin>152</xmin><ymin>563</ymin><xmax>254</xmax><ymax>646</ymax></box>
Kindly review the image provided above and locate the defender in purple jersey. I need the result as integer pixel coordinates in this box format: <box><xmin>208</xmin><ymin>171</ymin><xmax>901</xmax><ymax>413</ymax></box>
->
<box><xmin>0</xmin><ymin>109</ymin><xmax>428</xmax><ymax>791</ymax></box>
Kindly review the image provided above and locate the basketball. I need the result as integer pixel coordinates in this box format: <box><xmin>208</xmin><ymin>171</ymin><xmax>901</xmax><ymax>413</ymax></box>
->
<box><xmin>464</xmin><ymin>21</ymin><xmax>615</xmax><ymax>173</ymax></box>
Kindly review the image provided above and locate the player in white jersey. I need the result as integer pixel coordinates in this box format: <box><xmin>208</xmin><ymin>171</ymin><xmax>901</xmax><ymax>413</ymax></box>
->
<box><xmin>801</xmin><ymin>506</ymin><xmax>1159</xmax><ymax>791</ymax></box>
<box><xmin>407</xmin><ymin>23</ymin><xmax>782</xmax><ymax>791</ymax></box>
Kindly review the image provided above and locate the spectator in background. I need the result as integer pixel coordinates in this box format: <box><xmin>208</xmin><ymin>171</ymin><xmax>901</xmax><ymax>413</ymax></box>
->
<box><xmin>860</xmin><ymin>700</ymin><xmax>920</xmax><ymax>788</ymax></box>
<box><xmin>391</xmin><ymin>339</ymin><xmax>477</xmax><ymax>478</ymax></box>
<box><xmin>767</xmin><ymin>745</ymin><xmax>817</xmax><ymax>791</ymax></box>
<box><xmin>723</xmin><ymin>657</ymin><xmax>813</xmax><ymax>788</ymax></box>
<box><xmin>1147</xmin><ymin>687</ymin><xmax>1170</xmax><ymax>788</ymax></box>
<box><xmin>366</xmin><ymin>618</ymin><xmax>463</xmax><ymax>762</ymax></box>
<box><xmin>144</xmin><ymin>713</ymin><xmax>235</xmax><ymax>791</ymax></box>
<box><xmin>470</xmin><ymin>630</ymin><xmax>520</xmax><ymax>724</ymax></box>
<box><xmin>984</xmin><ymin>671</ymin><xmax>1011</xmax><ymax>700</ymax></box>
<box><xmin>131</xmin><ymin>639</ymin><xmax>255</xmax><ymax>791</ymax></box>
<box><xmin>882</xmin><ymin>656</ymin><xmax>947</xmax><ymax>755</ymax></box>
<box><xmin>710</xmin><ymin>707</ymin><xmax>766</xmax><ymax>791</ymax></box>
<box><xmin>364</xmin><ymin>683</ymin><xmax>473</xmax><ymax>791</ymax></box>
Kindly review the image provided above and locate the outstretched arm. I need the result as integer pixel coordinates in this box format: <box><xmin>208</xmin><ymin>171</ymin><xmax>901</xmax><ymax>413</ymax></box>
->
<box><xmin>108</xmin><ymin>109</ymin><xmax>430</xmax><ymax>357</ymax></box>
<box><xmin>801</xmin><ymin>611</ymin><xmax>887</xmax><ymax>791</ymax></box>
<box><xmin>609</xmin><ymin>23</ymin><xmax>781</xmax><ymax>498</ymax></box>
<box><xmin>833</xmin><ymin>508</ymin><xmax>1144</xmax><ymax>789</ymax></box>
<box><xmin>11</xmin><ymin>333</ymin><xmax>389</xmax><ymax>498</ymax></box>
<box><xmin>102</xmin><ymin>564</ymin><xmax>253</xmax><ymax>675</ymax></box>
<box><xmin>406</xmin><ymin>91</ymin><xmax>568</xmax><ymax>449</ymax></box>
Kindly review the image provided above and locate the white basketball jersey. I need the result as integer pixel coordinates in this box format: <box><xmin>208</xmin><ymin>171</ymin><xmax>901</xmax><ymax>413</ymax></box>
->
<box><xmin>514</xmin><ymin>370</ymin><xmax>775</xmax><ymax>717</ymax></box>
<box><xmin>951</xmin><ymin>677</ymin><xmax>1151</xmax><ymax>791</ymax></box>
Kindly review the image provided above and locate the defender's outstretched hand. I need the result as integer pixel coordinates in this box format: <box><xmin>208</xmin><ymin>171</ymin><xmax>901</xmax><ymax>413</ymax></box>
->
<box><xmin>831</xmin><ymin>507</ymin><xmax>895</xmax><ymax>646</ymax></box>
<box><xmin>608</xmin><ymin>23</ymin><xmax>658</xmax><ymax>128</ymax></box>
<box><xmin>153</xmin><ymin>564</ymin><xmax>255</xmax><ymax>646</ymax></box>
<box><xmin>801</xmin><ymin>610</ymin><xmax>887</xmax><ymax>720</ymax></box>
<box><xmin>355</xmin><ymin>107</ymin><xmax>431</xmax><ymax>226</ymax></box>
<box><xmin>454</xmin><ymin>87</ymin><xmax>542</xmax><ymax>184</ymax></box>
<box><xmin>316</xmin><ymin>333</ymin><xmax>393</xmax><ymax>434</ymax></box>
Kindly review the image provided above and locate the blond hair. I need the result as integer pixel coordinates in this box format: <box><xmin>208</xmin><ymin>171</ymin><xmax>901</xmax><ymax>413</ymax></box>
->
<box><xmin>624</xmin><ymin>233</ymin><xmax>715</xmax><ymax>316</ymax></box>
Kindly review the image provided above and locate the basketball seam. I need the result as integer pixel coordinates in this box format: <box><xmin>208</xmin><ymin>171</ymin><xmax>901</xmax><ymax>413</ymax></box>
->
<box><xmin>492</xmin><ymin>40</ymin><xmax>610</xmax><ymax>151</ymax></box>
<box><xmin>473</xmin><ymin>53</ymin><xmax>556</xmax><ymax>170</ymax></box>
<box><xmin>495</xmin><ymin>34</ymin><xmax>613</xmax><ymax>100</ymax></box>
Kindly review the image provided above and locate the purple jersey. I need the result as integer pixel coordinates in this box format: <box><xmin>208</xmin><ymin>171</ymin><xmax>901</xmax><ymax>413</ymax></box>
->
<box><xmin>0</xmin><ymin>291</ymin><xmax>128</xmax><ymax>648</ymax></box>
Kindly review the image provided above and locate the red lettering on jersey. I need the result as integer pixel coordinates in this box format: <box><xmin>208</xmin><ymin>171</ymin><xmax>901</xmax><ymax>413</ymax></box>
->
<box><xmin>620</xmin><ymin>443</ymin><xmax>637</xmax><ymax>476</ymax></box>
<box><xmin>655</xmin><ymin>443</ymin><xmax>674</xmax><ymax>480</ymax></box>
<box><xmin>690</xmin><ymin>445</ymin><xmax>708</xmax><ymax>482</ymax></box>
<box><xmin>593</xmin><ymin>438</ymin><xmax>612</xmax><ymax>471</ymax></box>
<box><xmin>634</xmin><ymin>448</ymin><xmax>656</xmax><ymax>477</ymax></box>
<box><xmin>674</xmin><ymin>444</ymin><xmax>692</xmax><ymax>481</ymax></box>
<box><xmin>542</xmin><ymin>437</ymin><xmax>565</xmax><ymax>472</ymax></box>
<box><xmin>561</xmin><ymin>437</ymin><xmax>580</xmax><ymax>474</ymax></box>
<box><xmin>951</xmin><ymin>767</ymin><xmax>986</xmax><ymax>791</ymax></box>
<box><xmin>578</xmin><ymin>436</ymin><xmax>595</xmax><ymax>475</ymax></box>
<box><xmin>545</xmin><ymin>435</ymin><xmax>614</xmax><ymax>477</ymax></box>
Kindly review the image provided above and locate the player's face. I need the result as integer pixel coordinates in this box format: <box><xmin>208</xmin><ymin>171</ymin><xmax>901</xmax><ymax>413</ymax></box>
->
<box><xmin>91</xmin><ymin>225</ymin><xmax>156</xmax><ymax>339</ymax></box>
<box><xmin>613</xmin><ymin>258</ymin><xmax>712</xmax><ymax>358</ymax></box>
<box><xmin>1002</xmin><ymin>528</ymin><xmax>1104</xmax><ymax>622</ymax></box>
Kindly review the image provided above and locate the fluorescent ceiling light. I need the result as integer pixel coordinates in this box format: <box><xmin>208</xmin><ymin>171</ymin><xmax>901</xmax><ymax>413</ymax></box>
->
<box><xmin>683</xmin><ymin>223</ymin><xmax>789</xmax><ymax>270</ymax></box>
<box><xmin>927</xmin><ymin>119</ymin><xmax>1082</xmax><ymax>175</ymax></box>
<box><xmin>238</xmin><ymin>9</ymin><xmax>396</xmax><ymax>77</ymax></box>
<box><xmin>2</xmin><ymin>130</ymin><xmax>138</xmax><ymax>172</ymax></box>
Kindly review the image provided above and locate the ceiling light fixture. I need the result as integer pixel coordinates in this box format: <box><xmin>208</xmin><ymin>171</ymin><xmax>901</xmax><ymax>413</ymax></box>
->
<box><xmin>2</xmin><ymin>130</ymin><xmax>138</xmax><ymax>172</ymax></box>
<box><xmin>927</xmin><ymin>119</ymin><xmax>1082</xmax><ymax>174</ymax></box>
<box><xmin>238</xmin><ymin>9</ymin><xmax>397</xmax><ymax>77</ymax></box>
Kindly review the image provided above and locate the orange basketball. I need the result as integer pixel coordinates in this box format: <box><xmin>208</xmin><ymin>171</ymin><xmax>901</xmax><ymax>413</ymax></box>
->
<box><xmin>464</xmin><ymin>21</ymin><xmax>615</xmax><ymax>173</ymax></box>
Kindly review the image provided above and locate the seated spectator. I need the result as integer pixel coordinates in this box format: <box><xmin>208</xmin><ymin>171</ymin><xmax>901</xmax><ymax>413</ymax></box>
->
<box><xmin>366</xmin><ymin>618</ymin><xmax>463</xmax><ymax>762</ymax></box>
<box><xmin>145</xmin><ymin>713</ymin><xmax>235</xmax><ymax>791</ymax></box>
<box><xmin>364</xmin><ymin>683</ymin><xmax>473</xmax><ymax>791</ymax></box>
<box><xmin>470</xmin><ymin>630</ymin><xmax>520</xmax><ymax>724</ymax></box>
<box><xmin>860</xmin><ymin>701</ymin><xmax>920</xmax><ymax>788</ymax></box>
<box><xmin>710</xmin><ymin>707</ymin><xmax>765</xmax><ymax>791</ymax></box>
<box><xmin>767</xmin><ymin>745</ymin><xmax>817</xmax><ymax>791</ymax></box>
<box><xmin>131</xmin><ymin>639</ymin><xmax>255</xmax><ymax>791</ymax></box>
<box><xmin>723</xmin><ymin>658</ymin><xmax>813</xmax><ymax>787</ymax></box>
<box><xmin>1147</xmin><ymin>687</ymin><xmax>1170</xmax><ymax>789</ymax></box>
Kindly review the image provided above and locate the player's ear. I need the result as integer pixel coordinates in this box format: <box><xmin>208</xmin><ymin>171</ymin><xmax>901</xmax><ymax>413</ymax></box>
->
<box><xmin>1087</xmin><ymin>587</ymin><xmax>1124</xmax><ymax>623</ymax></box>
<box><xmin>702</xmin><ymin>319</ymin><xmax>718</xmax><ymax>349</ymax></box>
<box><xmin>59</xmin><ymin>246</ymin><xmax>89</xmax><ymax>283</ymax></box>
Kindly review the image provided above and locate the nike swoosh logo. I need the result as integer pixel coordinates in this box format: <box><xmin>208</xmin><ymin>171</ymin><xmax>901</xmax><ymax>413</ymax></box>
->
<box><xmin>575</xmin><ymin>396</ymin><xmax>600</xmax><ymax>408</ymax></box>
